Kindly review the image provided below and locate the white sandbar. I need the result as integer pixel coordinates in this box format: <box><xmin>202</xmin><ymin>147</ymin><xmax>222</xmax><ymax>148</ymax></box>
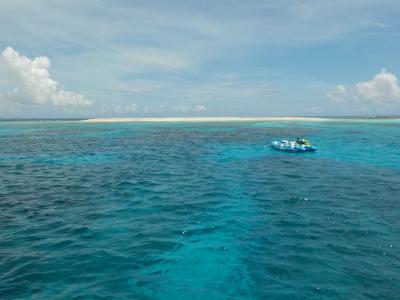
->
<box><xmin>81</xmin><ymin>117</ymin><xmax>330</xmax><ymax>123</ymax></box>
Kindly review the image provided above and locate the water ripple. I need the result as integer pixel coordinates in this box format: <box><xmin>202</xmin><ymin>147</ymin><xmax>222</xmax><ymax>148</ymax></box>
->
<box><xmin>0</xmin><ymin>121</ymin><xmax>400</xmax><ymax>299</ymax></box>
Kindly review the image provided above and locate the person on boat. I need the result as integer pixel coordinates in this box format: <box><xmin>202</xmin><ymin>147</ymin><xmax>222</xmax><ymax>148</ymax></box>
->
<box><xmin>297</xmin><ymin>138</ymin><xmax>311</xmax><ymax>145</ymax></box>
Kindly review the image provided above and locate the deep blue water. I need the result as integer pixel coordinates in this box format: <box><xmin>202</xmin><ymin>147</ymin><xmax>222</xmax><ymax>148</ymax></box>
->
<box><xmin>1</xmin><ymin>120</ymin><xmax>399</xmax><ymax>299</ymax></box>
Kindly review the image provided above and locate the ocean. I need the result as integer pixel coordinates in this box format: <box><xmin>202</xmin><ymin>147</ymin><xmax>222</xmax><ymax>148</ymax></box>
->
<box><xmin>1</xmin><ymin>120</ymin><xmax>399</xmax><ymax>299</ymax></box>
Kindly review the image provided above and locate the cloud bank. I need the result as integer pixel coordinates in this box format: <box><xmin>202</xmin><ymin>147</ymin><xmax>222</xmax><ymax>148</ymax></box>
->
<box><xmin>96</xmin><ymin>103</ymin><xmax>207</xmax><ymax>116</ymax></box>
<box><xmin>327</xmin><ymin>70</ymin><xmax>400</xmax><ymax>105</ymax></box>
<box><xmin>0</xmin><ymin>47</ymin><xmax>91</xmax><ymax>107</ymax></box>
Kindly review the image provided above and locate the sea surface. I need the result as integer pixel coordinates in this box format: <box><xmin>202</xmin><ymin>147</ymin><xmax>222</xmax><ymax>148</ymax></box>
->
<box><xmin>1</xmin><ymin>120</ymin><xmax>400</xmax><ymax>299</ymax></box>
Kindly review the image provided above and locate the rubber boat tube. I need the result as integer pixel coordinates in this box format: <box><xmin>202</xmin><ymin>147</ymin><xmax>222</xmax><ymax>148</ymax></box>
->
<box><xmin>271</xmin><ymin>140</ymin><xmax>317</xmax><ymax>152</ymax></box>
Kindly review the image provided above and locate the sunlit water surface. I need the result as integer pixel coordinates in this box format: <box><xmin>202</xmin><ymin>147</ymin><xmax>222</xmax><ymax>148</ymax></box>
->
<box><xmin>1</xmin><ymin>120</ymin><xmax>399</xmax><ymax>299</ymax></box>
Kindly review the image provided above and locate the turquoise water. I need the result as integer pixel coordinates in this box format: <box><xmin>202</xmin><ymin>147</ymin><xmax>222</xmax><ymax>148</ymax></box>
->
<box><xmin>1</xmin><ymin>120</ymin><xmax>399</xmax><ymax>299</ymax></box>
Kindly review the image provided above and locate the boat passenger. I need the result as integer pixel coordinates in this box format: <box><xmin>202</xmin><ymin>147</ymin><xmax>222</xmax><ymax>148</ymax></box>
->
<box><xmin>296</xmin><ymin>138</ymin><xmax>306</xmax><ymax>145</ymax></box>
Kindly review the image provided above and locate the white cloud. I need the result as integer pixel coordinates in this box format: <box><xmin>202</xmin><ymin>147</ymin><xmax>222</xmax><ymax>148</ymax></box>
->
<box><xmin>171</xmin><ymin>104</ymin><xmax>191</xmax><ymax>112</ymax></box>
<box><xmin>0</xmin><ymin>47</ymin><xmax>91</xmax><ymax>107</ymax></box>
<box><xmin>354</xmin><ymin>69</ymin><xmax>400</xmax><ymax>103</ymax></box>
<box><xmin>327</xmin><ymin>85</ymin><xmax>349</xmax><ymax>102</ymax></box>
<box><xmin>143</xmin><ymin>104</ymin><xmax>166</xmax><ymax>113</ymax></box>
<box><xmin>194</xmin><ymin>105</ymin><xmax>207</xmax><ymax>112</ymax></box>
<box><xmin>113</xmin><ymin>104</ymin><xmax>137</xmax><ymax>113</ymax></box>
<box><xmin>327</xmin><ymin>70</ymin><xmax>400</xmax><ymax>105</ymax></box>
<box><xmin>171</xmin><ymin>104</ymin><xmax>207</xmax><ymax>113</ymax></box>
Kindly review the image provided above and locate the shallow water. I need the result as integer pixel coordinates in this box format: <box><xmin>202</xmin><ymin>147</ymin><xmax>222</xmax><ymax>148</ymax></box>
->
<box><xmin>0</xmin><ymin>120</ymin><xmax>399</xmax><ymax>299</ymax></box>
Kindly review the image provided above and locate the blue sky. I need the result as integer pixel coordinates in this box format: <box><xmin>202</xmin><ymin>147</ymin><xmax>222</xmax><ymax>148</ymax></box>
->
<box><xmin>1</xmin><ymin>0</ymin><xmax>400</xmax><ymax>118</ymax></box>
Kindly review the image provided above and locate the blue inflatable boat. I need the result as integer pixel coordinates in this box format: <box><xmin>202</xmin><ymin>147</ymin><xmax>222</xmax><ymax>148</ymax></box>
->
<box><xmin>271</xmin><ymin>140</ymin><xmax>317</xmax><ymax>152</ymax></box>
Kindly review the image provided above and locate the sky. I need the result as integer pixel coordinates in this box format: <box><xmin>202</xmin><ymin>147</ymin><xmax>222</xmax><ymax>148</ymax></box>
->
<box><xmin>1</xmin><ymin>0</ymin><xmax>400</xmax><ymax>118</ymax></box>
